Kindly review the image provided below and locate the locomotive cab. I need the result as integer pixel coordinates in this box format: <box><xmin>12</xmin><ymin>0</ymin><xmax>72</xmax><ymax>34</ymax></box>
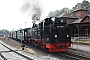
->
<box><xmin>43</xmin><ymin>17</ymin><xmax>71</xmax><ymax>52</ymax></box>
<box><xmin>29</xmin><ymin>17</ymin><xmax>71</xmax><ymax>52</ymax></box>
<box><xmin>44</xmin><ymin>17</ymin><xmax>71</xmax><ymax>43</ymax></box>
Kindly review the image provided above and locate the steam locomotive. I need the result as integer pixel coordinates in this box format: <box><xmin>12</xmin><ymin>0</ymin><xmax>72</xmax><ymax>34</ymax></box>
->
<box><xmin>9</xmin><ymin>17</ymin><xmax>71</xmax><ymax>52</ymax></box>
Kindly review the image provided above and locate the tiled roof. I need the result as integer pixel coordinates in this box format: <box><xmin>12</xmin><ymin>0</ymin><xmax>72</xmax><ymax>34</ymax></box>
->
<box><xmin>71</xmin><ymin>15</ymin><xmax>90</xmax><ymax>24</ymax></box>
<box><xmin>74</xmin><ymin>3</ymin><xmax>87</xmax><ymax>12</ymax></box>
<box><xmin>59</xmin><ymin>12</ymin><xmax>78</xmax><ymax>18</ymax></box>
<box><xmin>72</xmin><ymin>18</ymin><xmax>83</xmax><ymax>23</ymax></box>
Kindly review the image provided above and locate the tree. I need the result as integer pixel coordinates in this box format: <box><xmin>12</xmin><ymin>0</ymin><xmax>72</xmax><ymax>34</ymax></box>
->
<box><xmin>47</xmin><ymin>0</ymin><xmax>90</xmax><ymax>17</ymax></box>
<box><xmin>0</xmin><ymin>29</ymin><xmax>9</xmax><ymax>35</ymax></box>
<box><xmin>82</xmin><ymin>0</ymin><xmax>90</xmax><ymax>15</ymax></box>
<box><xmin>59</xmin><ymin>8</ymin><xmax>71</xmax><ymax>13</ymax></box>
<box><xmin>48</xmin><ymin>11</ymin><xmax>55</xmax><ymax>17</ymax></box>
<box><xmin>72</xmin><ymin>0</ymin><xmax>90</xmax><ymax>15</ymax></box>
<box><xmin>72</xmin><ymin>3</ymin><xmax>80</xmax><ymax>11</ymax></box>
<box><xmin>47</xmin><ymin>7</ymin><xmax>70</xmax><ymax>17</ymax></box>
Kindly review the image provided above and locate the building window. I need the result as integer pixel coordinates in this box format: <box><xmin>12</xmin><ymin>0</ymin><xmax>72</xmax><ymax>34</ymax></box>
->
<box><xmin>80</xmin><ymin>29</ymin><xmax>83</xmax><ymax>35</ymax></box>
<box><xmin>85</xmin><ymin>29</ymin><xmax>89</xmax><ymax>35</ymax></box>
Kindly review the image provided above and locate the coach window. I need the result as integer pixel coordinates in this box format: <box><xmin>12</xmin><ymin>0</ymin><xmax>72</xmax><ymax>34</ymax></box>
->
<box><xmin>85</xmin><ymin>28</ymin><xmax>89</xmax><ymax>35</ymax></box>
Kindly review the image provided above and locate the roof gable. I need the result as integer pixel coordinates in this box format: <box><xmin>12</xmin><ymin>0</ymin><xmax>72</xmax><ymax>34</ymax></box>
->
<box><xmin>81</xmin><ymin>15</ymin><xmax>90</xmax><ymax>22</ymax></box>
<box><xmin>71</xmin><ymin>15</ymin><xmax>90</xmax><ymax>23</ymax></box>
<box><xmin>59</xmin><ymin>12</ymin><xmax>78</xmax><ymax>18</ymax></box>
<box><xmin>72</xmin><ymin>18</ymin><xmax>83</xmax><ymax>23</ymax></box>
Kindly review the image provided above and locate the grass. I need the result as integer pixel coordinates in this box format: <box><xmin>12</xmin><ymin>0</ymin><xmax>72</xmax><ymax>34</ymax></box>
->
<box><xmin>77</xmin><ymin>40</ymin><xmax>90</xmax><ymax>42</ymax></box>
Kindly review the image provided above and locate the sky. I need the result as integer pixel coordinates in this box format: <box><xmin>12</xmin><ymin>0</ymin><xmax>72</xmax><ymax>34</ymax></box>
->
<box><xmin>0</xmin><ymin>0</ymin><xmax>89</xmax><ymax>31</ymax></box>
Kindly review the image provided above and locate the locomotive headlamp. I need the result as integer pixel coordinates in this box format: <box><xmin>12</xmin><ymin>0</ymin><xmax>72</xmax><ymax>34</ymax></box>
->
<box><xmin>55</xmin><ymin>35</ymin><xmax>57</xmax><ymax>37</ymax></box>
<box><xmin>67</xmin><ymin>35</ymin><xmax>69</xmax><ymax>37</ymax></box>
<box><xmin>47</xmin><ymin>38</ymin><xmax>49</xmax><ymax>41</ymax></box>
<box><xmin>57</xmin><ymin>26</ymin><xmax>59</xmax><ymax>28</ymax></box>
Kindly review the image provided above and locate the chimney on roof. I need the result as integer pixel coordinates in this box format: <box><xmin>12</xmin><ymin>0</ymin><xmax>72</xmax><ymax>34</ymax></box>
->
<box><xmin>73</xmin><ymin>3</ymin><xmax>87</xmax><ymax>18</ymax></box>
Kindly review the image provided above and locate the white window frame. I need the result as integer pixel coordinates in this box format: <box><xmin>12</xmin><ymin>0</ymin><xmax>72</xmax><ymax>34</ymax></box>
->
<box><xmin>85</xmin><ymin>29</ymin><xmax>89</xmax><ymax>35</ymax></box>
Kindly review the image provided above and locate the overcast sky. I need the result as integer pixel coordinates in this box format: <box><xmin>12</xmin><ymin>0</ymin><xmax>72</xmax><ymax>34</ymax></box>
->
<box><xmin>0</xmin><ymin>0</ymin><xmax>89</xmax><ymax>31</ymax></box>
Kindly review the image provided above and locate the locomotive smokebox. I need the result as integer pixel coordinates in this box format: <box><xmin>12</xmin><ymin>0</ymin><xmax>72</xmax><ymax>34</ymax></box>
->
<box><xmin>33</xmin><ymin>23</ymin><xmax>37</xmax><ymax>27</ymax></box>
<box><xmin>33</xmin><ymin>23</ymin><xmax>35</xmax><ymax>27</ymax></box>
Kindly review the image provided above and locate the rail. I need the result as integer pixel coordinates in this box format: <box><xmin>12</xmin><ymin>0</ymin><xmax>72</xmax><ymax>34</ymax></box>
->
<box><xmin>0</xmin><ymin>42</ymin><xmax>33</xmax><ymax>60</ymax></box>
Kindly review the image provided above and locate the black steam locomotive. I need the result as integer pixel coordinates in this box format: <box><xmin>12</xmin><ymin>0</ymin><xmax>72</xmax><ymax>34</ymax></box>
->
<box><xmin>10</xmin><ymin>17</ymin><xmax>71</xmax><ymax>52</ymax></box>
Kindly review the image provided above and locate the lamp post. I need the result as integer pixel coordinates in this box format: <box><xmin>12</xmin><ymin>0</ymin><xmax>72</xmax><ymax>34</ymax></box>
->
<box><xmin>18</xmin><ymin>26</ymin><xmax>19</xmax><ymax>30</ymax></box>
<box><xmin>24</xmin><ymin>22</ymin><xmax>27</xmax><ymax>28</ymax></box>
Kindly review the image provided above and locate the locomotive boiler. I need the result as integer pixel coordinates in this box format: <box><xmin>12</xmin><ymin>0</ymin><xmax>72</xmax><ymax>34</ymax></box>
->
<box><xmin>10</xmin><ymin>17</ymin><xmax>71</xmax><ymax>52</ymax></box>
<box><xmin>28</xmin><ymin>17</ymin><xmax>71</xmax><ymax>52</ymax></box>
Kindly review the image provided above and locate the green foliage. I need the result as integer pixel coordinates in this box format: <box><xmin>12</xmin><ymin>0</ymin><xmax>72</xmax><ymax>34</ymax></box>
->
<box><xmin>0</xmin><ymin>29</ymin><xmax>9</xmax><ymax>35</ymax></box>
<box><xmin>47</xmin><ymin>7</ymin><xmax>71</xmax><ymax>17</ymax></box>
<box><xmin>72</xmin><ymin>0</ymin><xmax>90</xmax><ymax>15</ymax></box>
<box><xmin>48</xmin><ymin>11</ymin><xmax>55</xmax><ymax>17</ymax></box>
<box><xmin>47</xmin><ymin>0</ymin><xmax>90</xmax><ymax>17</ymax></box>
<box><xmin>82</xmin><ymin>0</ymin><xmax>90</xmax><ymax>6</ymax></box>
<box><xmin>19</xmin><ymin>28</ymin><xmax>22</xmax><ymax>30</ymax></box>
<box><xmin>76</xmin><ymin>40</ymin><xmax>89</xmax><ymax>42</ymax></box>
<box><xmin>82</xmin><ymin>0</ymin><xmax>90</xmax><ymax>15</ymax></box>
<box><xmin>47</xmin><ymin>10</ymin><xmax>60</xmax><ymax>17</ymax></box>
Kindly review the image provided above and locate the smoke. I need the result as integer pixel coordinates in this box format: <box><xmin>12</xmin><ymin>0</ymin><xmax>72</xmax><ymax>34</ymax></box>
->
<box><xmin>21</xmin><ymin>0</ymin><xmax>43</xmax><ymax>23</ymax></box>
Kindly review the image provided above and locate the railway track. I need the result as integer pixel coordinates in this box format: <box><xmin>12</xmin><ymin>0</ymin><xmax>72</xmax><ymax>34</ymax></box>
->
<box><xmin>68</xmin><ymin>48</ymin><xmax>90</xmax><ymax>57</ymax></box>
<box><xmin>49</xmin><ymin>49</ymin><xmax>90</xmax><ymax>60</ymax></box>
<box><xmin>0</xmin><ymin>52</ymin><xmax>7</xmax><ymax>60</ymax></box>
<box><xmin>59</xmin><ymin>51</ymin><xmax>90</xmax><ymax>60</ymax></box>
<box><xmin>1</xmin><ymin>37</ymin><xmax>89</xmax><ymax>60</ymax></box>
<box><xmin>23</xmin><ymin>42</ymin><xmax>90</xmax><ymax>60</ymax></box>
<box><xmin>0</xmin><ymin>42</ymin><xmax>33</xmax><ymax>60</ymax></box>
<box><xmin>63</xmin><ymin>48</ymin><xmax>90</xmax><ymax>60</ymax></box>
<box><xmin>46</xmin><ymin>48</ymin><xmax>90</xmax><ymax>60</ymax></box>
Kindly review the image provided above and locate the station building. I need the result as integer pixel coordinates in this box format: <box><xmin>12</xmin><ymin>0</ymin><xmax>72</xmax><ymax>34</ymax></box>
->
<box><xmin>59</xmin><ymin>3</ymin><xmax>90</xmax><ymax>38</ymax></box>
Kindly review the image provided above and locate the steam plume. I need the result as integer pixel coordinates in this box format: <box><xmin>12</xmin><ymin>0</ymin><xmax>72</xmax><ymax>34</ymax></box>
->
<box><xmin>21</xmin><ymin>0</ymin><xmax>43</xmax><ymax>23</ymax></box>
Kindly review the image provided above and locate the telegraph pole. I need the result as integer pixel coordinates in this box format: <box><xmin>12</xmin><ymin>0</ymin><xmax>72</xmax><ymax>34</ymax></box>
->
<box><xmin>24</xmin><ymin>22</ymin><xmax>27</xmax><ymax>28</ymax></box>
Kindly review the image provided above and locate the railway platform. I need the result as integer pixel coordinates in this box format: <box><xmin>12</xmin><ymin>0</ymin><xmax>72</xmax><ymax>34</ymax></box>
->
<box><xmin>71</xmin><ymin>43</ymin><xmax>90</xmax><ymax>52</ymax></box>
<box><xmin>0</xmin><ymin>40</ymin><xmax>59</xmax><ymax>60</ymax></box>
<box><xmin>71</xmin><ymin>37</ymin><xmax>90</xmax><ymax>52</ymax></box>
